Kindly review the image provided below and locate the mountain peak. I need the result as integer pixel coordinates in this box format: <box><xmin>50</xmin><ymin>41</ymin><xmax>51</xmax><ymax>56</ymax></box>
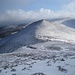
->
<box><xmin>35</xmin><ymin>19</ymin><xmax>47</xmax><ymax>23</ymax></box>
<box><xmin>0</xmin><ymin>19</ymin><xmax>75</xmax><ymax>53</ymax></box>
<box><xmin>40</xmin><ymin>19</ymin><xmax>46</xmax><ymax>22</ymax></box>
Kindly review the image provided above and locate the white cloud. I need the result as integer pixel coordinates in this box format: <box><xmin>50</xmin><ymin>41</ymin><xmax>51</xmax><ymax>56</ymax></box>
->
<box><xmin>0</xmin><ymin>1</ymin><xmax>75</xmax><ymax>25</ymax></box>
<box><xmin>62</xmin><ymin>1</ymin><xmax>75</xmax><ymax>12</ymax></box>
<box><xmin>0</xmin><ymin>8</ymin><xmax>56</xmax><ymax>23</ymax></box>
<box><xmin>58</xmin><ymin>1</ymin><xmax>75</xmax><ymax>18</ymax></box>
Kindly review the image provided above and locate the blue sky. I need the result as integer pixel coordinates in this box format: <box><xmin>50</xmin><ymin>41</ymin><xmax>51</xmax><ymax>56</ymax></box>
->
<box><xmin>0</xmin><ymin>0</ymin><xmax>72</xmax><ymax>12</ymax></box>
<box><xmin>0</xmin><ymin>0</ymin><xmax>75</xmax><ymax>25</ymax></box>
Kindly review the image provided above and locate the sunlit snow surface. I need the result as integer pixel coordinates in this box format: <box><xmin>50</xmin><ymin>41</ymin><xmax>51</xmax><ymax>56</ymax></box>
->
<box><xmin>0</xmin><ymin>19</ymin><xmax>75</xmax><ymax>75</ymax></box>
<box><xmin>0</xmin><ymin>41</ymin><xmax>75</xmax><ymax>75</ymax></box>
<box><xmin>0</xmin><ymin>19</ymin><xmax>75</xmax><ymax>53</ymax></box>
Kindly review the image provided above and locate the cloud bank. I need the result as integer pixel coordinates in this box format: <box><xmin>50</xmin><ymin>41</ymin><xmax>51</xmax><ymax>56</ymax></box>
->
<box><xmin>0</xmin><ymin>1</ymin><xmax>75</xmax><ymax>25</ymax></box>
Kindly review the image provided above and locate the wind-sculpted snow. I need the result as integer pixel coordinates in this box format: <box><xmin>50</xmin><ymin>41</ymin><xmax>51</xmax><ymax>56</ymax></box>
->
<box><xmin>0</xmin><ymin>19</ymin><xmax>75</xmax><ymax>53</ymax></box>
<box><xmin>0</xmin><ymin>41</ymin><xmax>75</xmax><ymax>75</ymax></box>
<box><xmin>0</xmin><ymin>19</ymin><xmax>75</xmax><ymax>75</ymax></box>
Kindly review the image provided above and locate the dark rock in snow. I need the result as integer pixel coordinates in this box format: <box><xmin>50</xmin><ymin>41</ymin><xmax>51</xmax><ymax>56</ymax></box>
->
<box><xmin>31</xmin><ymin>72</ymin><xmax>46</xmax><ymax>75</ymax></box>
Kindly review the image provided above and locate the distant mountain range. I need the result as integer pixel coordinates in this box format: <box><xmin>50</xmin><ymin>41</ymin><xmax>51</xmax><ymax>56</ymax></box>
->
<box><xmin>62</xmin><ymin>19</ymin><xmax>75</xmax><ymax>28</ymax></box>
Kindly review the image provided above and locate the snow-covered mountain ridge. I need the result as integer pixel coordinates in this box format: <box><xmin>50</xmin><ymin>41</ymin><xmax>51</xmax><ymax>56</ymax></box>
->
<box><xmin>0</xmin><ymin>19</ymin><xmax>75</xmax><ymax>75</ymax></box>
<box><xmin>0</xmin><ymin>19</ymin><xmax>75</xmax><ymax>53</ymax></box>
<box><xmin>34</xmin><ymin>19</ymin><xmax>75</xmax><ymax>43</ymax></box>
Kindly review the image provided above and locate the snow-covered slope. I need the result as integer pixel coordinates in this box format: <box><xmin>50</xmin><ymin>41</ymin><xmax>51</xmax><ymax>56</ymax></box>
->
<box><xmin>0</xmin><ymin>41</ymin><xmax>75</xmax><ymax>75</ymax></box>
<box><xmin>0</xmin><ymin>19</ymin><xmax>75</xmax><ymax>53</ymax></box>
<box><xmin>0</xmin><ymin>19</ymin><xmax>75</xmax><ymax>75</ymax></box>
<box><xmin>34</xmin><ymin>19</ymin><xmax>75</xmax><ymax>42</ymax></box>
